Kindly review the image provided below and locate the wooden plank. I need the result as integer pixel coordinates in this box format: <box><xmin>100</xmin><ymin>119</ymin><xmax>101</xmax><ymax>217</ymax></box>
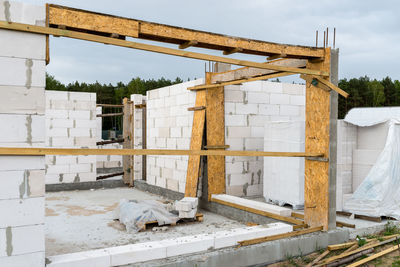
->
<box><xmin>293</xmin><ymin>224</ymin><xmax>308</xmax><ymax>230</ymax></box>
<box><xmin>206</xmin><ymin>73</ymin><xmax>226</xmax><ymax>200</ymax></box>
<box><xmin>306</xmin><ymin>250</ymin><xmax>329</xmax><ymax>267</ymax></box>
<box><xmin>179</xmin><ymin>40</ymin><xmax>198</xmax><ymax>49</ymax></box>
<box><xmin>48</xmin><ymin>5</ymin><xmax>139</xmax><ymax>37</ymax></box>
<box><xmin>211</xmin><ymin>197</ymin><xmax>304</xmax><ymax>225</ymax></box>
<box><xmin>188</xmin><ymin>71</ymin><xmax>293</xmax><ymax>91</ymax></box>
<box><xmin>300</xmin><ymin>74</ymin><xmax>331</xmax><ymax>92</ymax></box>
<box><xmin>336</xmin><ymin>220</ymin><xmax>355</xmax><ymax>228</ymax></box>
<box><xmin>47</xmin><ymin>5</ymin><xmax>325</xmax><ymax>59</ymax></box>
<box><xmin>291</xmin><ymin>212</ymin><xmax>304</xmax><ymax>219</ymax></box>
<box><xmin>238</xmin><ymin>226</ymin><xmax>323</xmax><ymax>247</ymax></box>
<box><xmin>96</xmin><ymin>112</ymin><xmax>123</xmax><ymax>117</ymax></box>
<box><xmin>327</xmin><ymin>234</ymin><xmax>400</xmax><ymax>251</ymax></box>
<box><xmin>304</xmin><ymin>48</ymin><xmax>331</xmax><ymax>231</ymax></box>
<box><xmin>0</xmin><ymin>21</ymin><xmax>329</xmax><ymax>77</ymax></box>
<box><xmin>187</xmin><ymin>106</ymin><xmax>206</xmax><ymax>111</ymax></box>
<box><xmin>211</xmin><ymin>59</ymin><xmax>306</xmax><ymax>83</ymax></box>
<box><xmin>204</xmin><ymin>145</ymin><xmax>229</xmax><ymax>150</ymax></box>
<box><xmin>0</xmin><ymin>147</ymin><xmax>324</xmax><ymax>157</ymax></box>
<box><xmin>45</xmin><ymin>4</ymin><xmax>50</xmax><ymax>65</ymax></box>
<box><xmin>122</xmin><ymin>98</ymin><xmax>130</xmax><ymax>185</ymax></box>
<box><xmin>185</xmin><ymin>89</ymin><xmax>207</xmax><ymax>197</ymax></box>
<box><xmin>321</xmin><ymin>236</ymin><xmax>399</xmax><ymax>265</ymax></box>
<box><xmin>314</xmin><ymin>75</ymin><xmax>349</xmax><ymax>98</ymax></box>
<box><xmin>267</xmin><ymin>53</ymin><xmax>287</xmax><ymax>61</ymax></box>
<box><xmin>223</xmin><ymin>47</ymin><xmax>242</xmax><ymax>55</ymax></box>
<box><xmin>347</xmin><ymin>244</ymin><xmax>400</xmax><ymax>267</ymax></box>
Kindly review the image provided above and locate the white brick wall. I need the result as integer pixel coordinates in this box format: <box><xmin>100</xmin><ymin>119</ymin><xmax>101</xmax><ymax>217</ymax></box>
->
<box><xmin>225</xmin><ymin>81</ymin><xmax>305</xmax><ymax>197</ymax></box>
<box><xmin>45</xmin><ymin>91</ymin><xmax>97</xmax><ymax>184</ymax></box>
<box><xmin>131</xmin><ymin>94</ymin><xmax>146</xmax><ymax>180</ymax></box>
<box><xmin>0</xmin><ymin>1</ymin><xmax>46</xmax><ymax>266</ymax></box>
<box><xmin>146</xmin><ymin>79</ymin><xmax>203</xmax><ymax>193</ymax></box>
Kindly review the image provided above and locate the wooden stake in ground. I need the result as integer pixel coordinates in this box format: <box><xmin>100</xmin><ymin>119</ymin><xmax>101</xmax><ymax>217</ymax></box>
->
<box><xmin>347</xmin><ymin>244</ymin><xmax>400</xmax><ymax>267</ymax></box>
<box><xmin>306</xmin><ymin>250</ymin><xmax>329</xmax><ymax>267</ymax></box>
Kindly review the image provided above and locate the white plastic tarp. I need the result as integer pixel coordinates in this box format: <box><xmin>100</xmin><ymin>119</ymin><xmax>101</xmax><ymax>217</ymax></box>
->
<box><xmin>344</xmin><ymin>119</ymin><xmax>400</xmax><ymax>219</ymax></box>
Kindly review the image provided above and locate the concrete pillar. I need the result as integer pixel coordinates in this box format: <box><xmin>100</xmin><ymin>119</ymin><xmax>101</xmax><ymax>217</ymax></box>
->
<box><xmin>0</xmin><ymin>1</ymin><xmax>46</xmax><ymax>266</ymax></box>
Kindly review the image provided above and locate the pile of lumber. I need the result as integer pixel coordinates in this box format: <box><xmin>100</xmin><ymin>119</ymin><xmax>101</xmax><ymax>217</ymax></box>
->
<box><xmin>306</xmin><ymin>234</ymin><xmax>400</xmax><ymax>267</ymax></box>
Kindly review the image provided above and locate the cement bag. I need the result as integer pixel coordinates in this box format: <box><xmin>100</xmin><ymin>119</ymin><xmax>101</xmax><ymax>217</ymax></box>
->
<box><xmin>118</xmin><ymin>199</ymin><xmax>179</xmax><ymax>233</ymax></box>
<box><xmin>344</xmin><ymin>120</ymin><xmax>400</xmax><ymax>219</ymax></box>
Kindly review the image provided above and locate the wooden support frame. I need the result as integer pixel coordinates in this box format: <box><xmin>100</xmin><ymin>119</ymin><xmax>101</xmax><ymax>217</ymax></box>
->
<box><xmin>122</xmin><ymin>98</ymin><xmax>134</xmax><ymax>186</ymax></box>
<box><xmin>0</xmin><ymin>21</ymin><xmax>328</xmax><ymax>77</ymax></box>
<box><xmin>47</xmin><ymin>4</ymin><xmax>325</xmax><ymax>59</ymax></box>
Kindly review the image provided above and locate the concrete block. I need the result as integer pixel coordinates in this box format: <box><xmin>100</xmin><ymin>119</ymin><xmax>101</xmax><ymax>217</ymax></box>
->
<box><xmin>235</xmin><ymin>103</ymin><xmax>257</xmax><ymax>115</ymax></box>
<box><xmin>0</xmin><ymin>57</ymin><xmax>45</xmax><ymax>87</ymax></box>
<box><xmin>245</xmin><ymin>138</ymin><xmax>263</xmax><ymax>150</ymax></box>
<box><xmin>225</xmin><ymin>114</ymin><xmax>246</xmax><ymax>126</ymax></box>
<box><xmin>46</xmin><ymin>91</ymin><xmax>69</xmax><ymax>101</ymax></box>
<box><xmin>353</xmin><ymin>149</ymin><xmax>381</xmax><ymax>165</ymax></box>
<box><xmin>178</xmin><ymin>209</ymin><xmax>197</xmax><ymax>218</ymax></box>
<box><xmin>47</xmin><ymin>128</ymin><xmax>68</xmax><ymax>137</ymax></box>
<box><xmin>289</xmin><ymin>95</ymin><xmax>305</xmax><ymax>106</ymax></box>
<box><xmin>8</xmin><ymin>224</ymin><xmax>44</xmax><ymax>256</ymax></box>
<box><xmin>227</xmin><ymin>126</ymin><xmax>251</xmax><ymax>138</ymax></box>
<box><xmin>0</xmin><ymin>114</ymin><xmax>44</xmax><ymax>144</ymax></box>
<box><xmin>46</xmin><ymin>164</ymin><xmax>69</xmax><ymax>175</ymax></box>
<box><xmin>247</xmin><ymin>92</ymin><xmax>269</xmax><ymax>104</ymax></box>
<box><xmin>259</xmin><ymin>104</ymin><xmax>279</xmax><ymax>115</ymax></box>
<box><xmin>69</xmin><ymin>110</ymin><xmax>91</xmax><ymax>120</ymax></box>
<box><xmin>270</xmin><ymin>94</ymin><xmax>289</xmax><ymax>105</ymax></box>
<box><xmin>212</xmin><ymin>194</ymin><xmax>292</xmax><ymax>217</ymax></box>
<box><xmin>68</xmin><ymin>92</ymin><xmax>92</xmax><ymax>101</ymax></box>
<box><xmin>49</xmin><ymin>118</ymin><xmax>74</xmax><ymax>128</ymax></box>
<box><xmin>226</xmin><ymin>185</ymin><xmax>245</xmax><ymax>196</ymax></box>
<box><xmin>225</xmin><ymin>138</ymin><xmax>243</xmax><ymax>150</ymax></box>
<box><xmin>176</xmin><ymin>197</ymin><xmax>198</xmax><ymax>210</ymax></box>
<box><xmin>251</xmin><ymin>127</ymin><xmax>264</xmax><ymax>138</ymax></box>
<box><xmin>279</xmin><ymin>105</ymin><xmax>300</xmax><ymax>116</ymax></box>
<box><xmin>263</xmin><ymin>81</ymin><xmax>283</xmax><ymax>93</ymax></box>
<box><xmin>0</xmin><ymin>1</ymin><xmax>45</xmax><ymax>25</ymax></box>
<box><xmin>0</xmin><ymin>197</ymin><xmax>44</xmax><ymax>227</ymax></box>
<box><xmin>225</xmin><ymin>90</ymin><xmax>244</xmax><ymax>102</ymax></box>
<box><xmin>46</xmin><ymin>109</ymin><xmax>68</xmax><ymax>119</ymax></box>
<box><xmin>352</xmin><ymin>163</ymin><xmax>373</xmax><ymax>191</ymax></box>
<box><xmin>78</xmin><ymin>155</ymin><xmax>96</xmax><ymax>164</ymax></box>
<box><xmin>170</xmin><ymin>127</ymin><xmax>181</xmax><ymax>138</ymax></box>
<box><xmin>47</xmin><ymin>249</ymin><xmax>110</xmax><ymax>267</ymax></box>
<box><xmin>166</xmin><ymin>179</ymin><xmax>179</xmax><ymax>191</ymax></box>
<box><xmin>0</xmin><ymin>86</ymin><xmax>45</xmax><ymax>115</ymax></box>
<box><xmin>283</xmin><ymin>83</ymin><xmax>305</xmax><ymax>95</ymax></box>
<box><xmin>74</xmin><ymin>137</ymin><xmax>96</xmax><ymax>147</ymax></box>
<box><xmin>242</xmin><ymin>81</ymin><xmax>263</xmax><ymax>92</ymax></box>
<box><xmin>0</xmin><ymin>156</ymin><xmax>44</xmax><ymax>171</ymax></box>
<box><xmin>357</xmin><ymin>122</ymin><xmax>388</xmax><ymax>150</ymax></box>
<box><xmin>0</xmin><ymin>251</ymin><xmax>45</xmax><ymax>267</ymax></box>
<box><xmin>109</xmin><ymin>242</ymin><xmax>166</xmax><ymax>266</ymax></box>
<box><xmin>27</xmin><ymin>170</ymin><xmax>45</xmax><ymax>197</ymax></box>
<box><xmin>70</xmin><ymin>128</ymin><xmax>91</xmax><ymax>137</ymax></box>
<box><xmin>161</xmin><ymin>234</ymin><xmax>215</xmax><ymax>257</ymax></box>
<box><xmin>50</xmin><ymin>99</ymin><xmax>74</xmax><ymax>110</ymax></box>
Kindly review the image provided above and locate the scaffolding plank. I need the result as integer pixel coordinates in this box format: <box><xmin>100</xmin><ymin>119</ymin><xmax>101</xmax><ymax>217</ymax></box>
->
<box><xmin>206</xmin><ymin>72</ymin><xmax>226</xmax><ymax>199</ymax></box>
<box><xmin>184</xmin><ymin>89</ymin><xmax>206</xmax><ymax>197</ymax></box>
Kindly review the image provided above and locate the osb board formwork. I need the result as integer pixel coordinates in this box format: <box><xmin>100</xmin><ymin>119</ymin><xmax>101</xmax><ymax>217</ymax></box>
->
<box><xmin>122</xmin><ymin>98</ymin><xmax>134</xmax><ymax>186</ymax></box>
<box><xmin>48</xmin><ymin>5</ymin><xmax>139</xmax><ymax>38</ymax></box>
<box><xmin>185</xmin><ymin>88</ymin><xmax>207</xmax><ymax>197</ymax></box>
<box><xmin>304</xmin><ymin>48</ymin><xmax>334</xmax><ymax>231</ymax></box>
<box><xmin>206</xmin><ymin>72</ymin><xmax>226</xmax><ymax>200</ymax></box>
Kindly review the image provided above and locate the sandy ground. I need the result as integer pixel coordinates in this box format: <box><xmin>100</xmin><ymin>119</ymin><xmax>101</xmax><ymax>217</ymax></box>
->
<box><xmin>45</xmin><ymin>187</ymin><xmax>246</xmax><ymax>256</ymax></box>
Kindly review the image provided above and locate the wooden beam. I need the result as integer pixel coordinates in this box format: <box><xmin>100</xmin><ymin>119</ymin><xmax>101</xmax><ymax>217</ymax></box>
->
<box><xmin>313</xmin><ymin>75</ymin><xmax>349</xmax><ymax>98</ymax></box>
<box><xmin>179</xmin><ymin>40</ymin><xmax>198</xmax><ymax>49</ymax></box>
<box><xmin>0</xmin><ymin>147</ymin><xmax>324</xmax><ymax>157</ymax></box>
<box><xmin>304</xmin><ymin>48</ymin><xmax>332</xmax><ymax>231</ymax></box>
<box><xmin>0</xmin><ymin>21</ymin><xmax>328</xmax><ymax>77</ymax></box>
<box><xmin>206</xmin><ymin>73</ymin><xmax>226</xmax><ymax>200</ymax></box>
<box><xmin>96</xmin><ymin>112</ymin><xmax>123</xmax><ymax>117</ymax></box>
<box><xmin>347</xmin><ymin>244</ymin><xmax>400</xmax><ymax>267</ymax></box>
<box><xmin>211</xmin><ymin>197</ymin><xmax>304</xmax><ymax>225</ymax></box>
<box><xmin>122</xmin><ymin>98</ymin><xmax>134</xmax><ymax>186</ymax></box>
<box><xmin>211</xmin><ymin>58</ymin><xmax>306</xmax><ymax>83</ymax></box>
<box><xmin>300</xmin><ymin>74</ymin><xmax>348</xmax><ymax>98</ymax></box>
<box><xmin>237</xmin><ymin>226</ymin><xmax>323</xmax><ymax>247</ymax></box>
<box><xmin>291</xmin><ymin>212</ymin><xmax>304</xmax><ymax>219</ymax></box>
<box><xmin>187</xmin><ymin>106</ymin><xmax>206</xmax><ymax>111</ymax></box>
<box><xmin>336</xmin><ymin>221</ymin><xmax>355</xmax><ymax>228</ymax></box>
<box><xmin>188</xmin><ymin>72</ymin><xmax>293</xmax><ymax>91</ymax></box>
<box><xmin>267</xmin><ymin>53</ymin><xmax>286</xmax><ymax>61</ymax></box>
<box><xmin>48</xmin><ymin>4</ymin><xmax>139</xmax><ymax>37</ymax></box>
<box><xmin>223</xmin><ymin>47</ymin><xmax>242</xmax><ymax>55</ymax></box>
<box><xmin>48</xmin><ymin>4</ymin><xmax>325</xmax><ymax>59</ymax></box>
<box><xmin>204</xmin><ymin>145</ymin><xmax>230</xmax><ymax>150</ymax></box>
<box><xmin>185</xmin><ymin>89</ymin><xmax>207</xmax><ymax>197</ymax></box>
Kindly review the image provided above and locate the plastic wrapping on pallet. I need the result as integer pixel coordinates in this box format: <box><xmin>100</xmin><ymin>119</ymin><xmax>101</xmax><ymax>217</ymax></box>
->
<box><xmin>344</xmin><ymin>119</ymin><xmax>400</xmax><ymax>219</ymax></box>
<box><xmin>117</xmin><ymin>199</ymin><xmax>179</xmax><ymax>233</ymax></box>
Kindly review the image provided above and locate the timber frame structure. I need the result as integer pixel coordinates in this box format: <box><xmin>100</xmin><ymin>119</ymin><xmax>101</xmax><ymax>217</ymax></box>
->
<box><xmin>0</xmin><ymin>4</ymin><xmax>349</xmax><ymax>231</ymax></box>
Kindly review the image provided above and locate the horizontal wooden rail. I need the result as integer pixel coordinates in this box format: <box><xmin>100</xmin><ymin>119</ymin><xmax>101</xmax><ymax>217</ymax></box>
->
<box><xmin>0</xmin><ymin>21</ymin><xmax>329</xmax><ymax>77</ymax></box>
<box><xmin>96</xmin><ymin>104</ymin><xmax>124</xmax><ymax>108</ymax></box>
<box><xmin>96</xmin><ymin>112</ymin><xmax>123</xmax><ymax>117</ymax></box>
<box><xmin>96</xmin><ymin>138</ymin><xmax>124</xmax><ymax>146</ymax></box>
<box><xmin>188</xmin><ymin>71</ymin><xmax>293</xmax><ymax>91</ymax></box>
<box><xmin>0</xmin><ymin>147</ymin><xmax>324</xmax><ymax>157</ymax></box>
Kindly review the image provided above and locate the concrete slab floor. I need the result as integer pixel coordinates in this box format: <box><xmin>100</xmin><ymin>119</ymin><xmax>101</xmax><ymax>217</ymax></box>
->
<box><xmin>45</xmin><ymin>187</ymin><xmax>246</xmax><ymax>257</ymax></box>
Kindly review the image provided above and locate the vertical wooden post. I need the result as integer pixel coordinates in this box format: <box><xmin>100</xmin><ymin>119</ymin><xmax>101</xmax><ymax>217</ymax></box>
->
<box><xmin>122</xmin><ymin>98</ymin><xmax>134</xmax><ymax>186</ymax></box>
<box><xmin>142</xmin><ymin>100</ymin><xmax>147</xmax><ymax>181</ymax></box>
<box><xmin>304</xmin><ymin>48</ymin><xmax>335</xmax><ymax>230</ymax></box>
<box><xmin>185</xmin><ymin>84</ymin><xmax>207</xmax><ymax>197</ymax></box>
<box><xmin>206</xmin><ymin>72</ymin><xmax>226</xmax><ymax>200</ymax></box>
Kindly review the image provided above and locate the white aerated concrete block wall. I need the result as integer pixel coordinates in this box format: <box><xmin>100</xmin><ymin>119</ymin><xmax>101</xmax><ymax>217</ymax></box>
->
<box><xmin>225</xmin><ymin>81</ymin><xmax>305</xmax><ymax>197</ymax></box>
<box><xmin>131</xmin><ymin>94</ymin><xmax>146</xmax><ymax>180</ymax></box>
<box><xmin>45</xmin><ymin>91</ymin><xmax>97</xmax><ymax>184</ymax></box>
<box><xmin>336</xmin><ymin>120</ymin><xmax>357</xmax><ymax>211</ymax></box>
<box><xmin>146</xmin><ymin>79</ymin><xmax>203</xmax><ymax>193</ymax></box>
<box><xmin>263</xmin><ymin>121</ymin><xmax>305</xmax><ymax>209</ymax></box>
<box><xmin>0</xmin><ymin>1</ymin><xmax>46</xmax><ymax>266</ymax></box>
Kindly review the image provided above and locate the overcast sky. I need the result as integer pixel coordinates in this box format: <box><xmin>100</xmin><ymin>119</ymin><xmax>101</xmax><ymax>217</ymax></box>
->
<box><xmin>22</xmin><ymin>0</ymin><xmax>400</xmax><ymax>84</ymax></box>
